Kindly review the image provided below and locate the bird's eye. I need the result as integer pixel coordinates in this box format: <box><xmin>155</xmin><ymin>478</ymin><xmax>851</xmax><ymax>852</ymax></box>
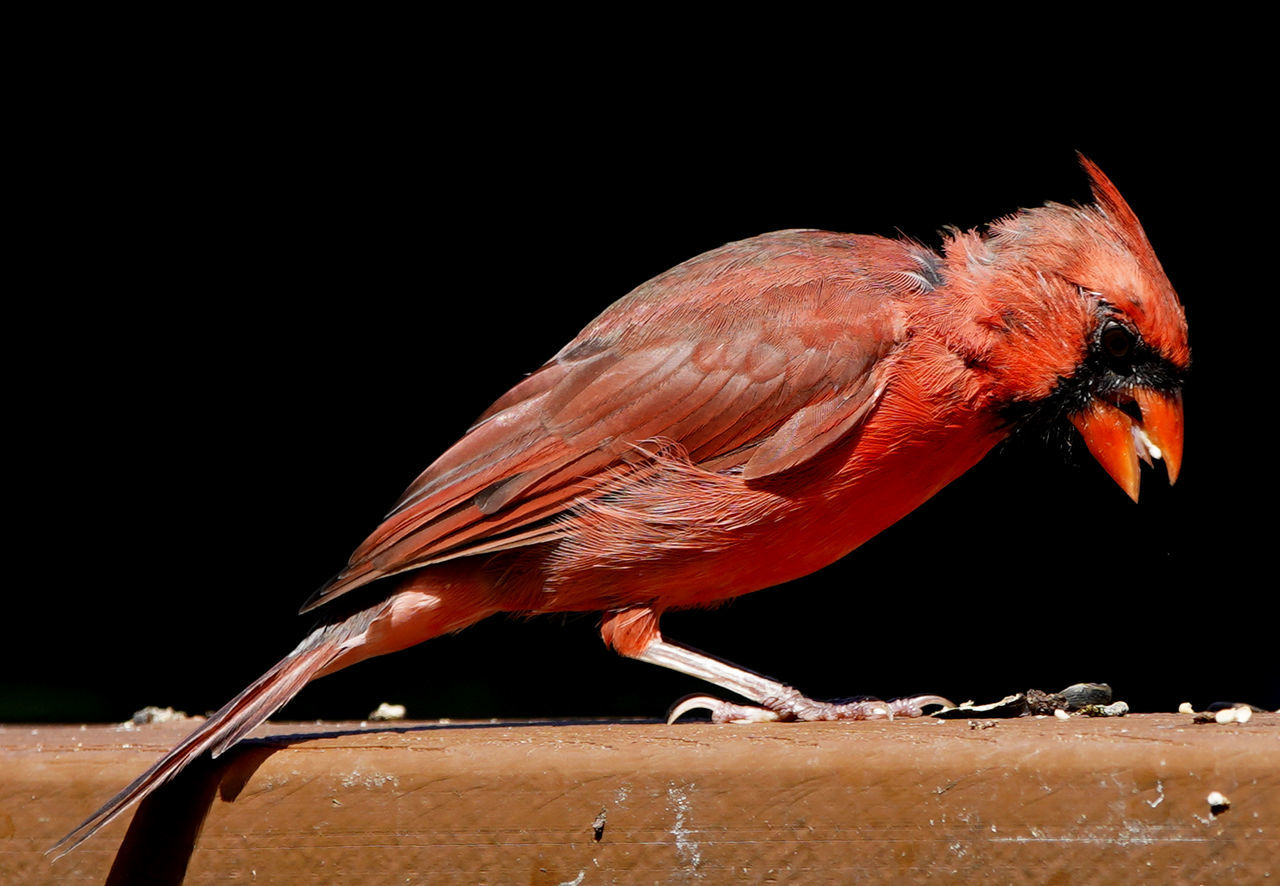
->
<box><xmin>1100</xmin><ymin>322</ymin><xmax>1135</xmax><ymax>362</ymax></box>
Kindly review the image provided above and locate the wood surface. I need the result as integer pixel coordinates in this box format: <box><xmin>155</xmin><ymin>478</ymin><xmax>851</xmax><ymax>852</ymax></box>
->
<box><xmin>4</xmin><ymin>714</ymin><xmax>1276</xmax><ymax>884</ymax></box>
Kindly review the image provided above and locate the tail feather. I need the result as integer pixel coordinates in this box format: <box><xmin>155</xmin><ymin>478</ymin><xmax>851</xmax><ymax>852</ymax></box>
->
<box><xmin>48</xmin><ymin>633</ymin><xmax>342</xmax><ymax>860</ymax></box>
<box><xmin>207</xmin><ymin>645</ymin><xmax>337</xmax><ymax>759</ymax></box>
<box><xmin>51</xmin><ymin>571</ymin><xmax>497</xmax><ymax>860</ymax></box>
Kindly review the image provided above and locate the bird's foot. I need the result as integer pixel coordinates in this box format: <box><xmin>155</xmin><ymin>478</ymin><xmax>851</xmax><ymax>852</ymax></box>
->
<box><xmin>668</xmin><ymin>690</ymin><xmax>954</xmax><ymax>724</ymax></box>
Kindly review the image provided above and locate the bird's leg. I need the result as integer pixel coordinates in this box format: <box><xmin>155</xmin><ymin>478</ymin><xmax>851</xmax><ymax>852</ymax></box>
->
<box><xmin>633</xmin><ymin>634</ymin><xmax>952</xmax><ymax>724</ymax></box>
<box><xmin>601</xmin><ymin>608</ymin><xmax>951</xmax><ymax>723</ymax></box>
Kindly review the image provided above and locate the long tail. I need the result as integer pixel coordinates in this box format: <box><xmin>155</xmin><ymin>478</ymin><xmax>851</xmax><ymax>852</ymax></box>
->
<box><xmin>51</xmin><ymin>569</ymin><xmax>501</xmax><ymax>859</ymax></box>
<box><xmin>49</xmin><ymin>616</ymin><xmax>357</xmax><ymax>859</ymax></box>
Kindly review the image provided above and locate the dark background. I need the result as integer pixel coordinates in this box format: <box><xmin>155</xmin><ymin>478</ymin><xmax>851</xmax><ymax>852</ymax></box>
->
<box><xmin>9</xmin><ymin>39</ymin><xmax>1274</xmax><ymax>726</ymax></box>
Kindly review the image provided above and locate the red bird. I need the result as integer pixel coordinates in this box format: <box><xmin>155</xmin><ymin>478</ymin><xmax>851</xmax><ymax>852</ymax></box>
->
<box><xmin>53</xmin><ymin>156</ymin><xmax>1188</xmax><ymax>855</ymax></box>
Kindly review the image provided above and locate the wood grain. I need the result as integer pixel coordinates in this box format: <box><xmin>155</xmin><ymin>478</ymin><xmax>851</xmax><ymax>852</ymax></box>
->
<box><xmin>5</xmin><ymin>714</ymin><xmax>1276</xmax><ymax>884</ymax></box>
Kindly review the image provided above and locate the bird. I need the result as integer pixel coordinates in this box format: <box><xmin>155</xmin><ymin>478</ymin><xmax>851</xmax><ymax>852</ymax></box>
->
<box><xmin>52</xmin><ymin>155</ymin><xmax>1188</xmax><ymax>857</ymax></box>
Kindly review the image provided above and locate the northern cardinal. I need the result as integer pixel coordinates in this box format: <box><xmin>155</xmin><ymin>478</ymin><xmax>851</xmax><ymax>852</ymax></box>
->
<box><xmin>53</xmin><ymin>156</ymin><xmax>1188</xmax><ymax>856</ymax></box>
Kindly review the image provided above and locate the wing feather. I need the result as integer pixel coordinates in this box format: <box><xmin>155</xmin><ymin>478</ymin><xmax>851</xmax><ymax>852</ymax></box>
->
<box><xmin>302</xmin><ymin>230</ymin><xmax>914</xmax><ymax>611</ymax></box>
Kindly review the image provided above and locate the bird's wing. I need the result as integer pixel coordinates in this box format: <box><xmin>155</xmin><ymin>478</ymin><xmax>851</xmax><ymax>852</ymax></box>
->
<box><xmin>303</xmin><ymin>231</ymin><xmax>917</xmax><ymax>611</ymax></box>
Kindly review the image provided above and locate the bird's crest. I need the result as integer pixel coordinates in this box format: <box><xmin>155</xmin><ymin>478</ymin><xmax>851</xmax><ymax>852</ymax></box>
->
<box><xmin>1078</xmin><ymin>152</ymin><xmax>1156</xmax><ymax>265</ymax></box>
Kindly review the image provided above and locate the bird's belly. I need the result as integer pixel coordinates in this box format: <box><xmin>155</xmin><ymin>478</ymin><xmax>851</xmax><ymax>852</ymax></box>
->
<box><xmin>533</xmin><ymin>420</ymin><xmax>1005</xmax><ymax>613</ymax></box>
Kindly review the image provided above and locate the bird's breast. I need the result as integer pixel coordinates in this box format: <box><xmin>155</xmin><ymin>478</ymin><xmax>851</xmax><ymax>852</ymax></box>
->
<box><xmin>532</xmin><ymin>372</ymin><xmax>1006</xmax><ymax>614</ymax></box>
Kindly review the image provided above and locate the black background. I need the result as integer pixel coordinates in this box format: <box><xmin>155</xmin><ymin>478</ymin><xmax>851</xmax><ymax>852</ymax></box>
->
<box><xmin>8</xmin><ymin>34</ymin><xmax>1274</xmax><ymax>726</ymax></box>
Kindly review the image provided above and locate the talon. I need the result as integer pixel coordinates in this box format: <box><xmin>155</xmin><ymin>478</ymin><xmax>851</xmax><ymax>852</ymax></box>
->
<box><xmin>891</xmin><ymin>694</ymin><xmax>956</xmax><ymax>717</ymax></box>
<box><xmin>667</xmin><ymin>690</ymin><xmax>955</xmax><ymax>724</ymax></box>
<box><xmin>667</xmin><ymin>694</ymin><xmax>782</xmax><ymax>724</ymax></box>
<box><xmin>667</xmin><ymin>694</ymin><xmax>717</xmax><ymax>723</ymax></box>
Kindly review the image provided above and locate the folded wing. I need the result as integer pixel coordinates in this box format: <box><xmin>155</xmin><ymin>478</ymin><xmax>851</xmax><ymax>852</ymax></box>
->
<box><xmin>303</xmin><ymin>231</ymin><xmax>916</xmax><ymax>611</ymax></box>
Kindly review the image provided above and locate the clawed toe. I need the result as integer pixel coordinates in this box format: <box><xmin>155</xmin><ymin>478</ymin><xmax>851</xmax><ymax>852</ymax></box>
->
<box><xmin>667</xmin><ymin>694</ymin><xmax>783</xmax><ymax>724</ymax></box>
<box><xmin>667</xmin><ymin>691</ymin><xmax>955</xmax><ymax>724</ymax></box>
<box><xmin>887</xmin><ymin>694</ymin><xmax>956</xmax><ymax>717</ymax></box>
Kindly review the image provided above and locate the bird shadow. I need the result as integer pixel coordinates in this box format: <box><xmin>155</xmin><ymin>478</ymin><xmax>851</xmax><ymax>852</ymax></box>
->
<box><xmin>102</xmin><ymin>717</ymin><xmax>658</xmax><ymax>885</ymax></box>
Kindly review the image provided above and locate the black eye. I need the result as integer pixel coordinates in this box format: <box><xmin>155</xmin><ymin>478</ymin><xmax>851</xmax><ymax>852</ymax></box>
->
<box><xmin>1101</xmin><ymin>322</ymin><xmax>1135</xmax><ymax>362</ymax></box>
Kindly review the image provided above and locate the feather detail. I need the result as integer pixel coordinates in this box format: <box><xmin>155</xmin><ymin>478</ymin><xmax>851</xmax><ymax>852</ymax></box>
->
<box><xmin>304</xmin><ymin>233</ymin><xmax>916</xmax><ymax>611</ymax></box>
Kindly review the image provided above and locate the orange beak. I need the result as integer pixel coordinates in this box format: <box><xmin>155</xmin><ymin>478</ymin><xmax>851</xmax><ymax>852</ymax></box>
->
<box><xmin>1069</xmin><ymin>389</ymin><xmax>1184</xmax><ymax>502</ymax></box>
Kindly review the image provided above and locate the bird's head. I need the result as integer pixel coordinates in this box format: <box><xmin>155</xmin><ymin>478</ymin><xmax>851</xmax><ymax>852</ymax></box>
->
<box><xmin>947</xmin><ymin>156</ymin><xmax>1190</xmax><ymax>501</ymax></box>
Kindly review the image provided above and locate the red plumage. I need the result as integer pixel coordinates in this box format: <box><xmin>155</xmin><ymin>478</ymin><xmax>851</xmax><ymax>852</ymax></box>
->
<box><xmin>52</xmin><ymin>156</ymin><xmax>1189</xmax><ymax>857</ymax></box>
